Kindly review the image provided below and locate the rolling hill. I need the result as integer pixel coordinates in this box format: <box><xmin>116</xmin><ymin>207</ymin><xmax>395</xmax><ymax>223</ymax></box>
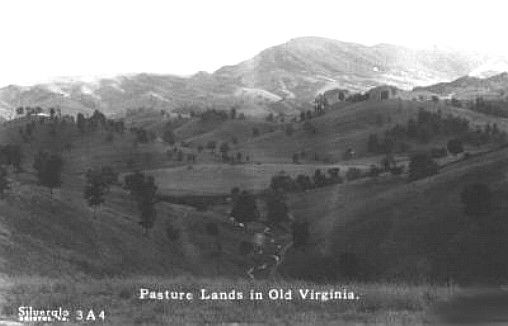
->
<box><xmin>414</xmin><ymin>72</ymin><xmax>508</xmax><ymax>100</ymax></box>
<box><xmin>1</xmin><ymin>37</ymin><xmax>508</xmax><ymax>120</ymax></box>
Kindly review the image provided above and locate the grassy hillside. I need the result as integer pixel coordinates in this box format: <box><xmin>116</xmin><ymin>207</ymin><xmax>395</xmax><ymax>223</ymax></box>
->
<box><xmin>240</xmin><ymin>99</ymin><xmax>508</xmax><ymax>164</ymax></box>
<box><xmin>0</xmin><ymin>276</ymin><xmax>453</xmax><ymax>325</ymax></box>
<box><xmin>281</xmin><ymin>147</ymin><xmax>508</xmax><ymax>283</ymax></box>
<box><xmin>2</xmin><ymin>98</ymin><xmax>508</xmax><ymax>324</ymax></box>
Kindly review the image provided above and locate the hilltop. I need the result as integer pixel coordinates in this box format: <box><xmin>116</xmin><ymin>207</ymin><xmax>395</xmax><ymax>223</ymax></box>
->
<box><xmin>414</xmin><ymin>72</ymin><xmax>508</xmax><ymax>100</ymax></box>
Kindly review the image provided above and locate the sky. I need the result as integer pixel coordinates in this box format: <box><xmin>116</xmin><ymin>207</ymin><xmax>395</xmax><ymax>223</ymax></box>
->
<box><xmin>0</xmin><ymin>0</ymin><xmax>507</xmax><ymax>87</ymax></box>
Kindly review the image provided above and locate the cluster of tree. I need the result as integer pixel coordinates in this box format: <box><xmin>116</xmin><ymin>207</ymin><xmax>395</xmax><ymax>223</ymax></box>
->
<box><xmin>0</xmin><ymin>145</ymin><xmax>23</xmax><ymax>172</ymax></box>
<box><xmin>469</xmin><ymin>97</ymin><xmax>508</xmax><ymax>119</ymax></box>
<box><xmin>265</xmin><ymin>190</ymin><xmax>290</xmax><ymax>227</ymax></box>
<box><xmin>230</xmin><ymin>186</ymin><xmax>293</xmax><ymax>238</ymax></box>
<box><xmin>314</xmin><ymin>95</ymin><xmax>328</xmax><ymax>114</ymax></box>
<box><xmin>299</xmin><ymin>110</ymin><xmax>314</xmax><ymax>122</ymax></box>
<box><xmin>230</xmin><ymin>188</ymin><xmax>259</xmax><ymax>224</ymax></box>
<box><xmin>129</xmin><ymin>126</ymin><xmax>156</xmax><ymax>144</ymax></box>
<box><xmin>408</xmin><ymin>152</ymin><xmax>439</xmax><ymax>181</ymax></box>
<box><xmin>33</xmin><ymin>151</ymin><xmax>63</xmax><ymax>196</ymax></box>
<box><xmin>367</xmin><ymin>108</ymin><xmax>504</xmax><ymax>155</ymax></box>
<box><xmin>198</xmin><ymin>109</ymin><xmax>229</xmax><ymax>122</ymax></box>
<box><xmin>76</xmin><ymin>110</ymin><xmax>125</xmax><ymax>135</ymax></box>
<box><xmin>16</xmin><ymin>106</ymin><xmax>62</xmax><ymax>118</ymax></box>
<box><xmin>84</xmin><ymin>167</ymin><xmax>118</xmax><ymax>218</ymax></box>
<box><xmin>346</xmin><ymin>92</ymin><xmax>370</xmax><ymax>103</ymax></box>
<box><xmin>268</xmin><ymin>169</ymin><xmax>344</xmax><ymax>193</ymax></box>
<box><xmin>162</xmin><ymin>127</ymin><xmax>176</xmax><ymax>145</ymax></box>
<box><xmin>0</xmin><ymin>166</ymin><xmax>10</xmax><ymax>199</ymax></box>
<box><xmin>18</xmin><ymin>121</ymin><xmax>36</xmax><ymax>142</ymax></box>
<box><xmin>123</xmin><ymin>171</ymin><xmax>158</xmax><ymax>235</ymax></box>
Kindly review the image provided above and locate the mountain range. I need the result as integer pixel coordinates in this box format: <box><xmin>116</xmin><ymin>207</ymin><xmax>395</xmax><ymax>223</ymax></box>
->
<box><xmin>1</xmin><ymin>36</ymin><xmax>508</xmax><ymax>119</ymax></box>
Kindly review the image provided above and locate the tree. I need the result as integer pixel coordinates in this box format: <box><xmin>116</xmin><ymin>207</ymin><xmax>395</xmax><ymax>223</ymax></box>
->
<box><xmin>461</xmin><ymin>183</ymin><xmax>493</xmax><ymax>218</ymax></box>
<box><xmin>327</xmin><ymin>168</ymin><xmax>341</xmax><ymax>182</ymax></box>
<box><xmin>408</xmin><ymin>153</ymin><xmax>438</xmax><ymax>181</ymax></box>
<box><xmin>381</xmin><ymin>154</ymin><xmax>396</xmax><ymax>172</ymax></box>
<box><xmin>219</xmin><ymin>142</ymin><xmax>230</xmax><ymax>161</ymax></box>
<box><xmin>346</xmin><ymin>167</ymin><xmax>362</xmax><ymax>181</ymax></box>
<box><xmin>270</xmin><ymin>172</ymin><xmax>295</xmax><ymax>192</ymax></box>
<box><xmin>0</xmin><ymin>145</ymin><xmax>23</xmax><ymax>172</ymax></box>
<box><xmin>162</xmin><ymin>129</ymin><xmax>176</xmax><ymax>145</ymax></box>
<box><xmin>0</xmin><ymin>167</ymin><xmax>10</xmax><ymax>199</ymax></box>
<box><xmin>447</xmin><ymin>138</ymin><xmax>464</xmax><ymax>155</ymax></box>
<box><xmin>34</xmin><ymin>152</ymin><xmax>63</xmax><ymax>197</ymax></box>
<box><xmin>295</xmin><ymin>174</ymin><xmax>312</xmax><ymax>190</ymax></box>
<box><xmin>266</xmin><ymin>191</ymin><xmax>289</xmax><ymax>227</ymax></box>
<box><xmin>230</xmin><ymin>107</ymin><xmax>237</xmax><ymax>119</ymax></box>
<box><xmin>77</xmin><ymin>113</ymin><xmax>86</xmax><ymax>133</ymax></box>
<box><xmin>206</xmin><ymin>140</ymin><xmax>217</xmax><ymax>153</ymax></box>
<box><xmin>124</xmin><ymin>172</ymin><xmax>158</xmax><ymax>235</ymax></box>
<box><xmin>230</xmin><ymin>190</ymin><xmax>259</xmax><ymax>223</ymax></box>
<box><xmin>313</xmin><ymin>169</ymin><xmax>326</xmax><ymax>187</ymax></box>
<box><xmin>84</xmin><ymin>169</ymin><xmax>109</xmax><ymax>218</ymax></box>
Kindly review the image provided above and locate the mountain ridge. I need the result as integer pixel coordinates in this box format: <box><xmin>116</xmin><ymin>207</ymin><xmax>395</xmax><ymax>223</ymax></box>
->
<box><xmin>1</xmin><ymin>36</ymin><xmax>508</xmax><ymax>119</ymax></box>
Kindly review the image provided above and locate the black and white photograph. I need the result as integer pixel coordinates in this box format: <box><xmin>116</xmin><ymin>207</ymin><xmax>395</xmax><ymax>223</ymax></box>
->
<box><xmin>1</xmin><ymin>0</ymin><xmax>508</xmax><ymax>324</ymax></box>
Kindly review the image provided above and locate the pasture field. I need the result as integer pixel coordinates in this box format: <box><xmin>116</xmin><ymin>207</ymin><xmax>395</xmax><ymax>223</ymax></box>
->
<box><xmin>0</xmin><ymin>276</ymin><xmax>454</xmax><ymax>325</ymax></box>
<box><xmin>148</xmin><ymin>162</ymin><xmax>372</xmax><ymax>196</ymax></box>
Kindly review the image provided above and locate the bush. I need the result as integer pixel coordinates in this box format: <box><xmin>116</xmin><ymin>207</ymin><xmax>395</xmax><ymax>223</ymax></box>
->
<box><xmin>270</xmin><ymin>173</ymin><xmax>296</xmax><ymax>192</ymax></box>
<box><xmin>367</xmin><ymin>165</ymin><xmax>382</xmax><ymax>177</ymax></box>
<box><xmin>430</xmin><ymin>147</ymin><xmax>448</xmax><ymax>158</ymax></box>
<box><xmin>346</xmin><ymin>167</ymin><xmax>362</xmax><ymax>181</ymax></box>
<box><xmin>295</xmin><ymin>174</ymin><xmax>312</xmax><ymax>191</ymax></box>
<box><xmin>389</xmin><ymin>165</ymin><xmax>404</xmax><ymax>175</ymax></box>
<box><xmin>408</xmin><ymin>153</ymin><xmax>438</xmax><ymax>181</ymax></box>
<box><xmin>447</xmin><ymin>138</ymin><xmax>464</xmax><ymax>155</ymax></box>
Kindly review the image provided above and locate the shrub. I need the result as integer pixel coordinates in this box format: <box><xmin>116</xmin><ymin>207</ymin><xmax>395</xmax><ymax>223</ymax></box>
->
<box><xmin>447</xmin><ymin>138</ymin><xmax>464</xmax><ymax>155</ymax></box>
<box><xmin>408</xmin><ymin>153</ymin><xmax>438</xmax><ymax>181</ymax></box>
<box><xmin>346</xmin><ymin>167</ymin><xmax>362</xmax><ymax>181</ymax></box>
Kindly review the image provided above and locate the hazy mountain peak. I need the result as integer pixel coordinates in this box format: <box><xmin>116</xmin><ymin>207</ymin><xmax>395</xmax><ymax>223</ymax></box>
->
<box><xmin>2</xmin><ymin>37</ymin><xmax>508</xmax><ymax>119</ymax></box>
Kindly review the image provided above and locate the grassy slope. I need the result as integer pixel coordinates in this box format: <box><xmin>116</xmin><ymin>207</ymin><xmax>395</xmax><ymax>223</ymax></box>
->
<box><xmin>0</xmin><ymin>276</ymin><xmax>452</xmax><ymax>325</ymax></box>
<box><xmin>282</xmin><ymin>146</ymin><xmax>508</xmax><ymax>281</ymax></box>
<box><xmin>240</xmin><ymin>99</ymin><xmax>508</xmax><ymax>163</ymax></box>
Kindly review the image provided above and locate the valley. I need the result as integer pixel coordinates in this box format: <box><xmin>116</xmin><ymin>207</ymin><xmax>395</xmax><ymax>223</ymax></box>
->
<box><xmin>1</xmin><ymin>37</ymin><xmax>508</xmax><ymax>325</ymax></box>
